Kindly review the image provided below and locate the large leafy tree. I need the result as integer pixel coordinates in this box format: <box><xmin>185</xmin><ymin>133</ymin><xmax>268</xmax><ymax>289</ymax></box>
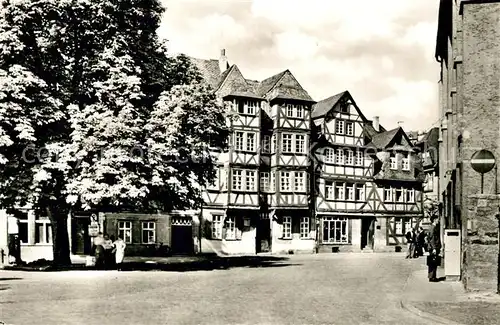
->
<box><xmin>0</xmin><ymin>0</ymin><xmax>228</xmax><ymax>266</ymax></box>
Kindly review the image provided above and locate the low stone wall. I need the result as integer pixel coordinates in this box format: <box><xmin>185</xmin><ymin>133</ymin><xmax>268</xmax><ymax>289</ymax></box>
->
<box><xmin>464</xmin><ymin>195</ymin><xmax>499</xmax><ymax>292</ymax></box>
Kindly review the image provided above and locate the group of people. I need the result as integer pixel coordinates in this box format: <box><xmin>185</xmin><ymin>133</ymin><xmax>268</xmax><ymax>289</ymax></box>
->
<box><xmin>405</xmin><ymin>217</ymin><xmax>442</xmax><ymax>282</ymax></box>
<box><xmin>92</xmin><ymin>232</ymin><xmax>126</xmax><ymax>270</ymax></box>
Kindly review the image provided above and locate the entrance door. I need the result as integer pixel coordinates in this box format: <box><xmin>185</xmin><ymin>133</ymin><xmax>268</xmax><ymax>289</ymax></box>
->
<box><xmin>256</xmin><ymin>215</ymin><xmax>271</xmax><ymax>253</ymax></box>
<box><xmin>361</xmin><ymin>217</ymin><xmax>376</xmax><ymax>250</ymax></box>
<box><xmin>72</xmin><ymin>217</ymin><xmax>91</xmax><ymax>255</ymax></box>
<box><xmin>171</xmin><ymin>222</ymin><xmax>194</xmax><ymax>255</ymax></box>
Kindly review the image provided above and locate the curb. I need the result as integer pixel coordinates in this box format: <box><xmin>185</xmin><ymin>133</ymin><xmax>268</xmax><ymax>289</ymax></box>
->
<box><xmin>400</xmin><ymin>300</ymin><xmax>465</xmax><ymax>325</ymax></box>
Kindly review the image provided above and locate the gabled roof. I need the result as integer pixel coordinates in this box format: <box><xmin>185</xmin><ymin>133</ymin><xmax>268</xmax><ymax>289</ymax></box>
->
<box><xmin>366</xmin><ymin>127</ymin><xmax>415</xmax><ymax>151</ymax></box>
<box><xmin>189</xmin><ymin>58</ymin><xmax>223</xmax><ymax>88</ymax></box>
<box><xmin>256</xmin><ymin>70</ymin><xmax>288</xmax><ymax>97</ymax></box>
<box><xmin>312</xmin><ymin>91</ymin><xmax>347</xmax><ymax>119</ymax></box>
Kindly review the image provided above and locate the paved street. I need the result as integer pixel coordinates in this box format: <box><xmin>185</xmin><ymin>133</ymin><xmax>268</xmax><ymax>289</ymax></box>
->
<box><xmin>1</xmin><ymin>254</ymin><xmax>431</xmax><ymax>325</ymax></box>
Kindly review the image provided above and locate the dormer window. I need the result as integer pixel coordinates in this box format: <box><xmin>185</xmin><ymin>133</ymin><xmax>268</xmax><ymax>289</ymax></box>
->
<box><xmin>346</xmin><ymin>122</ymin><xmax>354</xmax><ymax>136</ymax></box>
<box><xmin>402</xmin><ymin>154</ymin><xmax>410</xmax><ymax>171</ymax></box>
<box><xmin>243</xmin><ymin>101</ymin><xmax>258</xmax><ymax>115</ymax></box>
<box><xmin>286</xmin><ymin>104</ymin><xmax>294</xmax><ymax>117</ymax></box>
<box><xmin>296</xmin><ymin>106</ymin><xmax>303</xmax><ymax>118</ymax></box>
<box><xmin>389</xmin><ymin>154</ymin><xmax>397</xmax><ymax>170</ymax></box>
<box><xmin>335</xmin><ymin>120</ymin><xmax>344</xmax><ymax>134</ymax></box>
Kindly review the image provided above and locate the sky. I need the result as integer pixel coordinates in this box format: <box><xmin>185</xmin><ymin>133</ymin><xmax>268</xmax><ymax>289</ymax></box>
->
<box><xmin>159</xmin><ymin>0</ymin><xmax>441</xmax><ymax>133</ymax></box>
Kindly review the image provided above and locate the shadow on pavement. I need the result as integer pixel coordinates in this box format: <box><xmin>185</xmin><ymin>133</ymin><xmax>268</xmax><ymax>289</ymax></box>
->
<box><xmin>2</xmin><ymin>255</ymin><xmax>296</xmax><ymax>272</ymax></box>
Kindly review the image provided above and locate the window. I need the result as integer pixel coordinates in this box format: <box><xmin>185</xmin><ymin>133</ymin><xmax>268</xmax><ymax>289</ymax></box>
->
<box><xmin>296</xmin><ymin>105</ymin><xmax>303</xmax><ymax>118</ymax></box>
<box><xmin>355</xmin><ymin>151</ymin><xmax>364</xmax><ymax>166</ymax></box>
<box><xmin>280</xmin><ymin>171</ymin><xmax>291</xmax><ymax>192</ymax></box>
<box><xmin>232</xmin><ymin>169</ymin><xmax>243</xmax><ymax>190</ymax></box>
<box><xmin>271</xmin><ymin>134</ymin><xmax>276</xmax><ymax>153</ymax></box>
<box><xmin>212</xmin><ymin>215</ymin><xmax>223</xmax><ymax>239</ymax></box>
<box><xmin>118</xmin><ymin>221</ymin><xmax>132</xmax><ymax>244</ymax></box>
<box><xmin>207</xmin><ymin>169</ymin><xmax>219</xmax><ymax>190</ymax></box>
<box><xmin>407</xmin><ymin>189</ymin><xmax>415</xmax><ymax>203</ymax></box>
<box><xmin>16</xmin><ymin>212</ymin><xmax>28</xmax><ymax>244</ymax></box>
<box><xmin>394</xmin><ymin>218</ymin><xmax>403</xmax><ymax>235</ymax></box>
<box><xmin>355</xmin><ymin>184</ymin><xmax>365</xmax><ymax>201</ymax></box>
<box><xmin>286</xmin><ymin>104</ymin><xmax>294</xmax><ymax>117</ymax></box>
<box><xmin>282</xmin><ymin>134</ymin><xmax>293</xmax><ymax>153</ymax></box>
<box><xmin>246</xmin><ymin>133</ymin><xmax>255</xmax><ymax>152</ymax></box>
<box><xmin>262</xmin><ymin>135</ymin><xmax>271</xmax><ymax>154</ymax></box>
<box><xmin>235</xmin><ymin>132</ymin><xmax>244</xmax><ymax>151</ymax></box>
<box><xmin>246</xmin><ymin>171</ymin><xmax>256</xmax><ymax>191</ymax></box>
<box><xmin>335</xmin><ymin>120</ymin><xmax>344</xmax><ymax>134</ymax></box>
<box><xmin>34</xmin><ymin>217</ymin><xmax>52</xmax><ymax>244</ymax></box>
<box><xmin>300</xmin><ymin>217</ymin><xmax>310</xmax><ymax>239</ymax></box>
<box><xmin>425</xmin><ymin>172</ymin><xmax>434</xmax><ymax>191</ymax></box>
<box><xmin>323</xmin><ymin>217</ymin><xmax>348</xmax><ymax>244</ymax></box>
<box><xmin>384</xmin><ymin>188</ymin><xmax>392</xmax><ymax>202</ymax></box>
<box><xmin>345</xmin><ymin>150</ymin><xmax>354</xmax><ymax>165</ymax></box>
<box><xmin>270</xmin><ymin>172</ymin><xmax>276</xmax><ymax>192</ymax></box>
<box><xmin>325</xmin><ymin>148</ymin><xmax>335</xmax><ymax>163</ymax></box>
<box><xmin>225</xmin><ymin>216</ymin><xmax>236</xmax><ymax>240</ymax></box>
<box><xmin>260</xmin><ymin>172</ymin><xmax>270</xmax><ymax>192</ymax></box>
<box><xmin>282</xmin><ymin>216</ymin><xmax>292</xmax><ymax>239</ymax></box>
<box><xmin>402</xmin><ymin>157</ymin><xmax>410</xmax><ymax>170</ymax></box>
<box><xmin>335</xmin><ymin>183</ymin><xmax>345</xmax><ymax>200</ymax></box>
<box><xmin>326</xmin><ymin>182</ymin><xmax>334</xmax><ymax>199</ymax></box>
<box><xmin>390</xmin><ymin>156</ymin><xmax>397</xmax><ymax>170</ymax></box>
<box><xmin>346</xmin><ymin>121</ymin><xmax>354</xmax><ymax>136</ymax></box>
<box><xmin>336</xmin><ymin>149</ymin><xmax>344</xmax><ymax>164</ymax></box>
<box><xmin>244</xmin><ymin>101</ymin><xmax>258</xmax><ymax>115</ymax></box>
<box><xmin>396</xmin><ymin>188</ymin><xmax>404</xmax><ymax>202</ymax></box>
<box><xmin>346</xmin><ymin>183</ymin><xmax>355</xmax><ymax>201</ymax></box>
<box><xmin>142</xmin><ymin>222</ymin><xmax>156</xmax><ymax>244</ymax></box>
<box><xmin>294</xmin><ymin>171</ymin><xmax>305</xmax><ymax>192</ymax></box>
<box><xmin>295</xmin><ymin>135</ymin><xmax>305</xmax><ymax>154</ymax></box>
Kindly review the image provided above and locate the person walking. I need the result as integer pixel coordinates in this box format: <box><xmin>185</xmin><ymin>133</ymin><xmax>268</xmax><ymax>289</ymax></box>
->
<box><xmin>405</xmin><ymin>229</ymin><xmax>414</xmax><ymax>259</ymax></box>
<box><xmin>93</xmin><ymin>232</ymin><xmax>106</xmax><ymax>269</ymax></box>
<box><xmin>113</xmin><ymin>236</ymin><xmax>127</xmax><ymax>271</ymax></box>
<box><xmin>427</xmin><ymin>217</ymin><xmax>442</xmax><ymax>282</ymax></box>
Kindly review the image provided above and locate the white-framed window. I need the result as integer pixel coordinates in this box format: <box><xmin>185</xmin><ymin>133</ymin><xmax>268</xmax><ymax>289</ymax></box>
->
<box><xmin>300</xmin><ymin>217</ymin><xmax>310</xmax><ymax>239</ymax></box>
<box><xmin>346</xmin><ymin>183</ymin><xmax>355</xmax><ymax>201</ymax></box>
<box><xmin>244</xmin><ymin>100</ymin><xmax>258</xmax><ymax>115</ymax></box>
<box><xmin>394</xmin><ymin>218</ymin><xmax>403</xmax><ymax>235</ymax></box>
<box><xmin>271</xmin><ymin>134</ymin><xmax>276</xmax><ymax>153</ymax></box>
<box><xmin>280</xmin><ymin>171</ymin><xmax>291</xmax><ymax>192</ymax></box>
<box><xmin>262</xmin><ymin>135</ymin><xmax>271</xmax><ymax>154</ymax></box>
<box><xmin>142</xmin><ymin>221</ymin><xmax>156</xmax><ymax>244</ymax></box>
<box><xmin>355</xmin><ymin>184</ymin><xmax>365</xmax><ymax>201</ymax></box>
<box><xmin>295</xmin><ymin>134</ymin><xmax>305</xmax><ymax>154</ymax></box>
<box><xmin>246</xmin><ymin>133</ymin><xmax>256</xmax><ymax>152</ymax></box>
<box><xmin>325</xmin><ymin>148</ymin><xmax>335</xmax><ymax>163</ymax></box>
<box><xmin>282</xmin><ymin>216</ymin><xmax>292</xmax><ymax>239</ymax></box>
<box><xmin>246</xmin><ymin>170</ymin><xmax>256</xmax><ymax>191</ymax></box>
<box><xmin>35</xmin><ymin>217</ymin><xmax>52</xmax><ymax>244</ymax></box>
<box><xmin>235</xmin><ymin>132</ymin><xmax>244</xmax><ymax>151</ymax></box>
<box><xmin>407</xmin><ymin>189</ymin><xmax>415</xmax><ymax>203</ymax></box>
<box><xmin>225</xmin><ymin>216</ymin><xmax>236</xmax><ymax>240</ymax></box>
<box><xmin>384</xmin><ymin>188</ymin><xmax>393</xmax><ymax>202</ymax></box>
<box><xmin>335</xmin><ymin>183</ymin><xmax>345</xmax><ymax>200</ymax></box>
<box><xmin>335</xmin><ymin>120</ymin><xmax>344</xmax><ymax>134</ymax></box>
<box><xmin>396</xmin><ymin>188</ymin><xmax>404</xmax><ymax>202</ymax></box>
<box><xmin>326</xmin><ymin>182</ymin><xmax>334</xmax><ymax>199</ymax></box>
<box><xmin>323</xmin><ymin>217</ymin><xmax>348</xmax><ymax>244</ymax></box>
<box><xmin>402</xmin><ymin>157</ymin><xmax>410</xmax><ymax>170</ymax></box>
<box><xmin>17</xmin><ymin>213</ymin><xmax>28</xmax><ymax>244</ymax></box>
<box><xmin>336</xmin><ymin>149</ymin><xmax>344</xmax><ymax>164</ymax></box>
<box><xmin>212</xmin><ymin>215</ymin><xmax>223</xmax><ymax>239</ymax></box>
<box><xmin>118</xmin><ymin>221</ymin><xmax>132</xmax><ymax>244</ymax></box>
<box><xmin>294</xmin><ymin>171</ymin><xmax>305</xmax><ymax>192</ymax></box>
<box><xmin>346</xmin><ymin>121</ymin><xmax>354</xmax><ymax>136</ymax></box>
<box><xmin>296</xmin><ymin>105</ymin><xmax>303</xmax><ymax>118</ymax></box>
<box><xmin>232</xmin><ymin>169</ymin><xmax>243</xmax><ymax>190</ymax></box>
<box><xmin>282</xmin><ymin>134</ymin><xmax>293</xmax><ymax>153</ymax></box>
<box><xmin>260</xmin><ymin>172</ymin><xmax>270</xmax><ymax>192</ymax></box>
<box><xmin>345</xmin><ymin>150</ymin><xmax>354</xmax><ymax>165</ymax></box>
<box><xmin>270</xmin><ymin>172</ymin><xmax>276</xmax><ymax>192</ymax></box>
<box><xmin>390</xmin><ymin>156</ymin><xmax>397</xmax><ymax>170</ymax></box>
<box><xmin>286</xmin><ymin>104</ymin><xmax>294</xmax><ymax>117</ymax></box>
<box><xmin>355</xmin><ymin>151</ymin><xmax>363</xmax><ymax>166</ymax></box>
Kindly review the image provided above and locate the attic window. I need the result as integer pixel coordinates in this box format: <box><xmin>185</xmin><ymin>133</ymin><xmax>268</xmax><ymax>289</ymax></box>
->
<box><xmin>390</xmin><ymin>156</ymin><xmax>397</xmax><ymax>170</ymax></box>
<box><xmin>339</xmin><ymin>102</ymin><xmax>349</xmax><ymax>113</ymax></box>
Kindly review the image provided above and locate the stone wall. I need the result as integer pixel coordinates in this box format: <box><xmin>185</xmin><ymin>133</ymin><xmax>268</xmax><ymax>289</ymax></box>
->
<box><xmin>463</xmin><ymin>194</ymin><xmax>500</xmax><ymax>292</ymax></box>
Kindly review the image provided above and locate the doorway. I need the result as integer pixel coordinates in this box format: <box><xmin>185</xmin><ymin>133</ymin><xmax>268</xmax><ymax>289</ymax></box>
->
<box><xmin>361</xmin><ymin>217</ymin><xmax>376</xmax><ymax>250</ymax></box>
<box><xmin>256</xmin><ymin>214</ymin><xmax>271</xmax><ymax>253</ymax></box>
<box><xmin>171</xmin><ymin>218</ymin><xmax>194</xmax><ymax>255</ymax></box>
<box><xmin>72</xmin><ymin>217</ymin><xmax>91</xmax><ymax>255</ymax></box>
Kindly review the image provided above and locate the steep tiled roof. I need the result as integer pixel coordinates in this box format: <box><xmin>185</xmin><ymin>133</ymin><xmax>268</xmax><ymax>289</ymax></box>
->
<box><xmin>189</xmin><ymin>58</ymin><xmax>222</xmax><ymax>88</ymax></box>
<box><xmin>256</xmin><ymin>71</ymin><xmax>288</xmax><ymax>96</ymax></box>
<box><xmin>367</xmin><ymin>127</ymin><xmax>401</xmax><ymax>149</ymax></box>
<box><xmin>311</xmin><ymin>91</ymin><xmax>347</xmax><ymax>119</ymax></box>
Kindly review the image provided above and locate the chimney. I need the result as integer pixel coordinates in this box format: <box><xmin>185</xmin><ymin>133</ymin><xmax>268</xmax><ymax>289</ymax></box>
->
<box><xmin>373</xmin><ymin>116</ymin><xmax>379</xmax><ymax>132</ymax></box>
<box><xmin>219</xmin><ymin>49</ymin><xmax>228</xmax><ymax>73</ymax></box>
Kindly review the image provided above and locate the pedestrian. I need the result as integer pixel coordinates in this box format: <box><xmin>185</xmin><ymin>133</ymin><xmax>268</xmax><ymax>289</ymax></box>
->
<box><xmin>93</xmin><ymin>232</ymin><xmax>106</xmax><ymax>269</ymax></box>
<box><xmin>113</xmin><ymin>235</ymin><xmax>127</xmax><ymax>271</ymax></box>
<box><xmin>416</xmin><ymin>227</ymin><xmax>426</xmax><ymax>257</ymax></box>
<box><xmin>427</xmin><ymin>217</ymin><xmax>442</xmax><ymax>282</ymax></box>
<box><xmin>405</xmin><ymin>229</ymin><xmax>414</xmax><ymax>259</ymax></box>
<box><xmin>102</xmin><ymin>234</ymin><xmax>114</xmax><ymax>269</ymax></box>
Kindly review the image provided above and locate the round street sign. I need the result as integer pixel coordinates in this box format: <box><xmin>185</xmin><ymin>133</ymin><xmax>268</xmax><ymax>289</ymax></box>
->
<box><xmin>470</xmin><ymin>149</ymin><xmax>496</xmax><ymax>174</ymax></box>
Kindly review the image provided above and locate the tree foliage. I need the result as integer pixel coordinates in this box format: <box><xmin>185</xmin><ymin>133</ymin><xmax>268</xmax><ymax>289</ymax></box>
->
<box><xmin>0</xmin><ymin>0</ymin><xmax>229</xmax><ymax>265</ymax></box>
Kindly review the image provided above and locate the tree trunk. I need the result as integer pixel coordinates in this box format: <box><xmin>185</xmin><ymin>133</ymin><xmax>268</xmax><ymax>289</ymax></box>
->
<box><xmin>47</xmin><ymin>207</ymin><xmax>72</xmax><ymax>267</ymax></box>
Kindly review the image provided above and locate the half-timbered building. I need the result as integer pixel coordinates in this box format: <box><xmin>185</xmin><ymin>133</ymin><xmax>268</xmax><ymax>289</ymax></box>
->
<box><xmin>312</xmin><ymin>91</ymin><xmax>424</xmax><ymax>252</ymax></box>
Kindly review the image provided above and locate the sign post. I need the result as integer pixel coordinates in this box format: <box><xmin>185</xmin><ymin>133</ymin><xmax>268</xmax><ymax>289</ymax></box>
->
<box><xmin>470</xmin><ymin>149</ymin><xmax>496</xmax><ymax>194</ymax></box>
